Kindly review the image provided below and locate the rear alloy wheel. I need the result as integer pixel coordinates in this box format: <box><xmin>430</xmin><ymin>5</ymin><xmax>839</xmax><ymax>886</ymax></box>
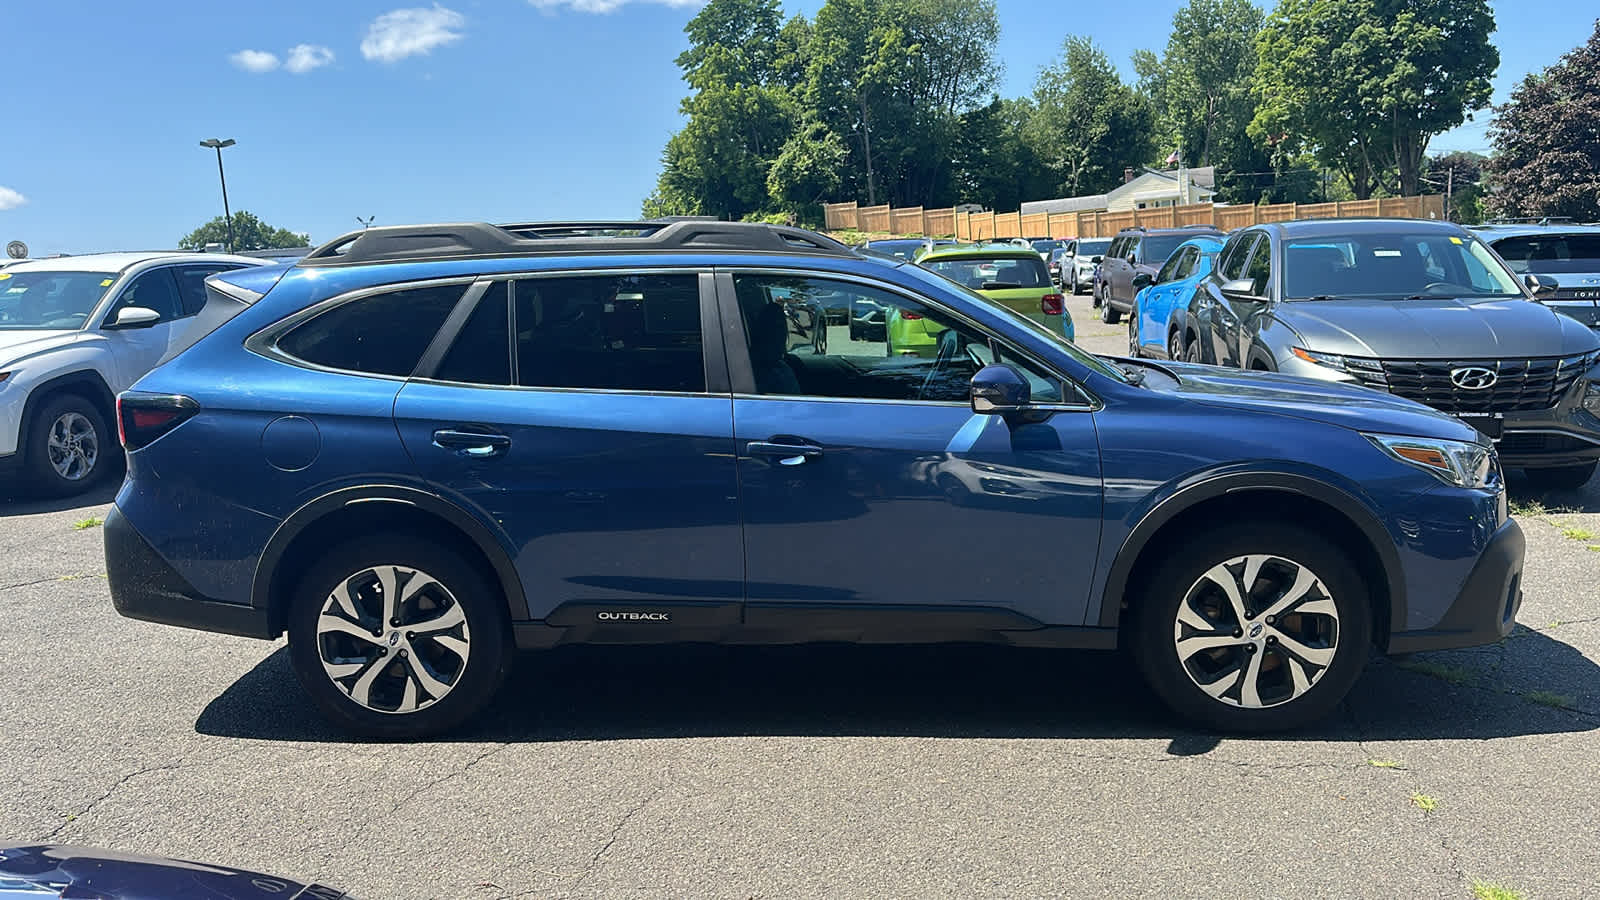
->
<box><xmin>1101</xmin><ymin>295</ymin><xmax>1121</xmax><ymax>325</ymax></box>
<box><xmin>1521</xmin><ymin>462</ymin><xmax>1597</xmax><ymax>492</ymax></box>
<box><xmin>26</xmin><ymin>394</ymin><xmax>113</xmax><ymax>497</ymax></box>
<box><xmin>1132</xmin><ymin>525</ymin><xmax>1370</xmax><ymax>731</ymax></box>
<box><xmin>288</xmin><ymin>536</ymin><xmax>511</xmax><ymax>738</ymax></box>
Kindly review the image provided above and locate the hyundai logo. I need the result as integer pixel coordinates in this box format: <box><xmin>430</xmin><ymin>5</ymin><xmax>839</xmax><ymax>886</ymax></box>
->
<box><xmin>1450</xmin><ymin>366</ymin><xmax>1498</xmax><ymax>390</ymax></box>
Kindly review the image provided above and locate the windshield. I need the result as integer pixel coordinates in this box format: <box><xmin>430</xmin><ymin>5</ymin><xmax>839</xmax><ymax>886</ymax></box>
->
<box><xmin>1283</xmin><ymin>232</ymin><xmax>1523</xmax><ymax>300</ymax></box>
<box><xmin>897</xmin><ymin>263</ymin><xmax>1131</xmax><ymax>384</ymax></box>
<box><xmin>0</xmin><ymin>271</ymin><xmax>115</xmax><ymax>330</ymax></box>
<box><xmin>1490</xmin><ymin>234</ymin><xmax>1600</xmax><ymax>275</ymax></box>
<box><xmin>1031</xmin><ymin>240</ymin><xmax>1064</xmax><ymax>254</ymax></box>
<box><xmin>922</xmin><ymin>255</ymin><xmax>1051</xmax><ymax>289</ymax></box>
<box><xmin>1140</xmin><ymin>235</ymin><xmax>1191</xmax><ymax>266</ymax></box>
<box><xmin>1076</xmin><ymin>239</ymin><xmax>1111</xmax><ymax>257</ymax></box>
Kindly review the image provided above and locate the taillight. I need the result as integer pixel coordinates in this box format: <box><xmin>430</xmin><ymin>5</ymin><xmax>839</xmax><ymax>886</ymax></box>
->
<box><xmin>117</xmin><ymin>393</ymin><xmax>199</xmax><ymax>451</ymax></box>
<box><xmin>901</xmin><ymin>311</ymin><xmax>924</xmax><ymax>320</ymax></box>
<box><xmin>1040</xmin><ymin>293</ymin><xmax>1065</xmax><ymax>315</ymax></box>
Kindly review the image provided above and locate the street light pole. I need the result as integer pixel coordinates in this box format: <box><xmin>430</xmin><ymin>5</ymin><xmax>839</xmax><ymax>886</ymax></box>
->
<box><xmin>199</xmin><ymin>138</ymin><xmax>236</xmax><ymax>252</ymax></box>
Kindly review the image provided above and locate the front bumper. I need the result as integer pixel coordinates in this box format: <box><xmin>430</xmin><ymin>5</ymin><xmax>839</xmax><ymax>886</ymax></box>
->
<box><xmin>104</xmin><ymin>505</ymin><xmax>275</xmax><ymax>639</ymax></box>
<box><xmin>1388</xmin><ymin>517</ymin><xmax>1524</xmax><ymax>653</ymax></box>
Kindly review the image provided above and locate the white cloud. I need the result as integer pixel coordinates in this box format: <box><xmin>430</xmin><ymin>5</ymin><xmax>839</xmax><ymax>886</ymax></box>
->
<box><xmin>528</xmin><ymin>0</ymin><xmax>701</xmax><ymax>11</ymax></box>
<box><xmin>0</xmin><ymin>186</ymin><xmax>25</xmax><ymax>211</ymax></box>
<box><xmin>229</xmin><ymin>49</ymin><xmax>281</xmax><ymax>73</ymax></box>
<box><xmin>361</xmin><ymin>5</ymin><xmax>466</xmax><ymax>63</ymax></box>
<box><xmin>284</xmin><ymin>44</ymin><xmax>335</xmax><ymax>74</ymax></box>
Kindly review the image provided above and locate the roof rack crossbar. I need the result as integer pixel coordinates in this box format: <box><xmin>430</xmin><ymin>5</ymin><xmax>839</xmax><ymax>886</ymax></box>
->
<box><xmin>299</xmin><ymin>220</ymin><xmax>856</xmax><ymax>267</ymax></box>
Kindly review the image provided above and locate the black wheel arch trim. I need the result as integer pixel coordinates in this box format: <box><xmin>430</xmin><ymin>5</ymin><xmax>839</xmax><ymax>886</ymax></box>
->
<box><xmin>250</xmin><ymin>484</ymin><xmax>530</xmax><ymax>627</ymax></box>
<box><xmin>1097</xmin><ymin>470</ymin><xmax>1407</xmax><ymax>637</ymax></box>
<box><xmin>18</xmin><ymin>370</ymin><xmax>119</xmax><ymax>462</ymax></box>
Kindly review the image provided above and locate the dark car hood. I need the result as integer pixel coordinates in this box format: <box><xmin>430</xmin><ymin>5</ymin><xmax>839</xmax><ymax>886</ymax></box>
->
<box><xmin>0</xmin><ymin>845</ymin><xmax>349</xmax><ymax>899</ymax></box>
<box><xmin>1274</xmin><ymin>296</ymin><xmax>1600</xmax><ymax>359</ymax></box>
<box><xmin>1155</xmin><ymin>362</ymin><xmax>1480</xmax><ymax>442</ymax></box>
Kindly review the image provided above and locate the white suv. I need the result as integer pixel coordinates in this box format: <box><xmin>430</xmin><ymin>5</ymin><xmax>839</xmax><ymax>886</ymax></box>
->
<box><xmin>0</xmin><ymin>252</ymin><xmax>263</xmax><ymax>496</ymax></box>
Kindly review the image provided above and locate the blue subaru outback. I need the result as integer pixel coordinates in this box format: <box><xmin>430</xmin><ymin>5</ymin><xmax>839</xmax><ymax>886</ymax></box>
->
<box><xmin>105</xmin><ymin>221</ymin><xmax>1524</xmax><ymax>738</ymax></box>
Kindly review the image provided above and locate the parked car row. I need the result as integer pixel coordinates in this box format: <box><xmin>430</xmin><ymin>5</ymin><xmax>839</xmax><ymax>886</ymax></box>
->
<box><xmin>94</xmin><ymin>218</ymin><xmax>1528</xmax><ymax>741</ymax></box>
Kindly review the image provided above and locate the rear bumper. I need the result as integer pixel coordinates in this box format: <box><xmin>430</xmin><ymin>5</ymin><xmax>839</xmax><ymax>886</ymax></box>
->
<box><xmin>1388</xmin><ymin>518</ymin><xmax>1524</xmax><ymax>653</ymax></box>
<box><xmin>104</xmin><ymin>505</ymin><xmax>275</xmax><ymax>640</ymax></box>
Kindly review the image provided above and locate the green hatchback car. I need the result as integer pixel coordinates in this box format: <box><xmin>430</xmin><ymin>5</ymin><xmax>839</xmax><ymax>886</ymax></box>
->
<box><xmin>893</xmin><ymin>245</ymin><xmax>1072</xmax><ymax>356</ymax></box>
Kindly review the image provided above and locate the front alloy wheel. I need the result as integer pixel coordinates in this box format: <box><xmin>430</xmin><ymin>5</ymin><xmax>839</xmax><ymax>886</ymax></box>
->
<box><xmin>1172</xmin><ymin>555</ymin><xmax>1339</xmax><ymax>709</ymax></box>
<box><xmin>1127</xmin><ymin>313</ymin><xmax>1140</xmax><ymax>357</ymax></box>
<box><xmin>1132</xmin><ymin>524</ymin><xmax>1370</xmax><ymax>731</ymax></box>
<box><xmin>48</xmin><ymin>412</ymin><xmax>100</xmax><ymax>482</ymax></box>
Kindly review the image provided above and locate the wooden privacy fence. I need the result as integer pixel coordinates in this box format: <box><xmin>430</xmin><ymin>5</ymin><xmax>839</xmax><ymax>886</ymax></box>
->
<box><xmin>823</xmin><ymin>195</ymin><xmax>1445</xmax><ymax>239</ymax></box>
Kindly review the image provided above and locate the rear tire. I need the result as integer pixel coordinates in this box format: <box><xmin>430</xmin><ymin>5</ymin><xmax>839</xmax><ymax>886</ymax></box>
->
<box><xmin>1130</xmin><ymin>523</ymin><xmax>1371</xmax><ymax>732</ymax></box>
<box><xmin>1184</xmin><ymin>338</ymin><xmax>1203</xmax><ymax>364</ymax></box>
<box><xmin>25</xmin><ymin>394</ymin><xmax>113</xmax><ymax>498</ymax></box>
<box><xmin>1521</xmin><ymin>462</ymin><xmax>1597</xmax><ymax>491</ymax></box>
<box><xmin>1100</xmin><ymin>297</ymin><xmax>1121</xmax><ymax>325</ymax></box>
<box><xmin>287</xmin><ymin>534</ymin><xmax>512</xmax><ymax>739</ymax></box>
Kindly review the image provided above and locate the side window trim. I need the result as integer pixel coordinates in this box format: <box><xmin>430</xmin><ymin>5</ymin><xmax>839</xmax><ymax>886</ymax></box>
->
<box><xmin>412</xmin><ymin>279</ymin><xmax>495</xmax><ymax>379</ymax></box>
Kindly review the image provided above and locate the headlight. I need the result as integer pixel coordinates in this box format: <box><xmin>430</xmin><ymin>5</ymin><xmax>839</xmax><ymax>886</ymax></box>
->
<box><xmin>1365</xmin><ymin>433</ymin><xmax>1498</xmax><ymax>489</ymax></box>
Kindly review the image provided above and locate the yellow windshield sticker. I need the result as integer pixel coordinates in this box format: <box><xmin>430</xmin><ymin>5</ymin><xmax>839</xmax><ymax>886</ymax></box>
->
<box><xmin>100</xmin><ymin>278</ymin><xmax>113</xmax><ymax>286</ymax></box>
<box><xmin>1449</xmin><ymin>236</ymin><xmax>1463</xmax><ymax>244</ymax></box>
<box><xmin>0</xmin><ymin>273</ymin><xmax>10</xmax><ymax>280</ymax></box>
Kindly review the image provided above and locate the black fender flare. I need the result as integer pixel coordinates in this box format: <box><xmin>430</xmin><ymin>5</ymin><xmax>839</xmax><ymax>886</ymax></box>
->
<box><xmin>19</xmin><ymin>370</ymin><xmax>119</xmax><ymax>461</ymax></box>
<box><xmin>1097</xmin><ymin>471</ymin><xmax>1407</xmax><ymax>636</ymax></box>
<box><xmin>250</xmin><ymin>484</ymin><xmax>530</xmax><ymax>623</ymax></box>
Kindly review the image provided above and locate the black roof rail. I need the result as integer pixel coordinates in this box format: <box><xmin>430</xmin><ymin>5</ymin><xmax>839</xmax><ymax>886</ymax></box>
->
<box><xmin>298</xmin><ymin>220</ymin><xmax>856</xmax><ymax>267</ymax></box>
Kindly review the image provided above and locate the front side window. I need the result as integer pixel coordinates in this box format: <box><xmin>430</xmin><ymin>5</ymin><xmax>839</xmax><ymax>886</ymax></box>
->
<box><xmin>0</xmin><ymin>271</ymin><xmax>115</xmax><ymax>330</ymax></box>
<box><xmin>1244</xmin><ymin>237</ymin><xmax>1273</xmax><ymax>297</ymax></box>
<box><xmin>1219</xmin><ymin>233</ymin><xmax>1260</xmax><ymax>282</ymax></box>
<box><xmin>278</xmin><ymin>283</ymin><xmax>466</xmax><ymax>377</ymax></box>
<box><xmin>1155</xmin><ymin>248</ymin><xmax>1188</xmax><ymax>284</ymax></box>
<box><xmin>734</xmin><ymin>274</ymin><xmax>992</xmax><ymax>403</ymax></box>
<box><xmin>1122</xmin><ymin>236</ymin><xmax>1141</xmax><ymax>261</ymax></box>
<box><xmin>516</xmin><ymin>273</ymin><xmax>704</xmax><ymax>393</ymax></box>
<box><xmin>116</xmin><ymin>268</ymin><xmax>183</xmax><ymax>321</ymax></box>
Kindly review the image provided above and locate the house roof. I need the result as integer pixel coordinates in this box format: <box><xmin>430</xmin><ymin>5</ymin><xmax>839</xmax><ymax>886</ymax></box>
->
<box><xmin>1021</xmin><ymin>166</ymin><xmax>1218</xmax><ymax>215</ymax></box>
<box><xmin>1019</xmin><ymin>194</ymin><xmax>1112</xmax><ymax>216</ymax></box>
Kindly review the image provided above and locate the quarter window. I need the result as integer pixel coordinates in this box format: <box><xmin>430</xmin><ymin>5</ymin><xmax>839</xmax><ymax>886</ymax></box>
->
<box><xmin>515</xmin><ymin>273</ymin><xmax>704</xmax><ymax>393</ymax></box>
<box><xmin>734</xmin><ymin>274</ymin><xmax>991</xmax><ymax>403</ymax></box>
<box><xmin>278</xmin><ymin>284</ymin><xmax>466</xmax><ymax>377</ymax></box>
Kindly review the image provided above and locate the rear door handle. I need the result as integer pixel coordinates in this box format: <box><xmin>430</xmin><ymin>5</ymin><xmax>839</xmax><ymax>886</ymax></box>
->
<box><xmin>748</xmin><ymin>440</ymin><xmax>824</xmax><ymax>466</ymax></box>
<box><xmin>432</xmin><ymin>428</ymin><xmax>512</xmax><ymax>458</ymax></box>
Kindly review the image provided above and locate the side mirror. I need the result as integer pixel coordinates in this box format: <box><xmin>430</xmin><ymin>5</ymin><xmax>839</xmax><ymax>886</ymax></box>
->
<box><xmin>1132</xmin><ymin>272</ymin><xmax>1154</xmax><ymax>289</ymax></box>
<box><xmin>106</xmin><ymin>306</ymin><xmax>162</xmax><ymax>329</ymax></box>
<box><xmin>1525</xmin><ymin>273</ymin><xmax>1559</xmax><ymax>296</ymax></box>
<box><xmin>1220</xmin><ymin>279</ymin><xmax>1265</xmax><ymax>302</ymax></box>
<box><xmin>1090</xmin><ymin>255</ymin><xmax>1103</xmax><ymax>264</ymax></box>
<box><xmin>971</xmin><ymin>364</ymin><xmax>1030</xmax><ymax>414</ymax></box>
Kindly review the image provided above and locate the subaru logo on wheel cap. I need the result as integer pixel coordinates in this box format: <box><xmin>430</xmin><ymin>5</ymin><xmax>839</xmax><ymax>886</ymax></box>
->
<box><xmin>1450</xmin><ymin>366</ymin><xmax>1497</xmax><ymax>390</ymax></box>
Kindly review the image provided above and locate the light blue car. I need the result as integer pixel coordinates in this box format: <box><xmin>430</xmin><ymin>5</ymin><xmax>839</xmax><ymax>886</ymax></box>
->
<box><xmin>1128</xmin><ymin>235</ymin><xmax>1226</xmax><ymax>359</ymax></box>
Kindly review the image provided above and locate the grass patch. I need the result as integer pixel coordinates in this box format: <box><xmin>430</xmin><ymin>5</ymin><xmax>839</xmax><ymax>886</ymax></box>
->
<box><xmin>1471</xmin><ymin>880</ymin><xmax>1527</xmax><ymax>900</ymax></box>
<box><xmin>1560</xmin><ymin>526</ymin><xmax>1595</xmax><ymax>541</ymax></box>
<box><xmin>1524</xmin><ymin>690</ymin><xmax>1574</xmax><ymax>709</ymax></box>
<box><xmin>72</xmin><ymin>517</ymin><xmax>104</xmax><ymax>531</ymax></box>
<box><xmin>1366</xmin><ymin>758</ymin><xmax>1406</xmax><ymax>769</ymax></box>
<box><xmin>1508</xmin><ymin>497</ymin><xmax>1547</xmax><ymax>517</ymax></box>
<box><xmin>56</xmin><ymin>573</ymin><xmax>107</xmax><ymax>582</ymax></box>
<box><xmin>1410</xmin><ymin>792</ymin><xmax>1439</xmax><ymax>812</ymax></box>
<box><xmin>1395</xmin><ymin>659</ymin><xmax>1476</xmax><ymax>686</ymax></box>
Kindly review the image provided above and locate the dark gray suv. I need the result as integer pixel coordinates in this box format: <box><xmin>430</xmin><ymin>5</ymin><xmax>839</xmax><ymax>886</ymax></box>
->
<box><xmin>1181</xmin><ymin>218</ymin><xmax>1600</xmax><ymax>489</ymax></box>
<box><xmin>1097</xmin><ymin>226</ymin><xmax>1224</xmax><ymax>325</ymax></box>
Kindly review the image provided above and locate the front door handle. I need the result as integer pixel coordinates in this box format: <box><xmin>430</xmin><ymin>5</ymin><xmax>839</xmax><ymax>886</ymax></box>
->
<box><xmin>432</xmin><ymin>428</ymin><xmax>512</xmax><ymax>458</ymax></box>
<box><xmin>748</xmin><ymin>440</ymin><xmax>824</xmax><ymax>466</ymax></box>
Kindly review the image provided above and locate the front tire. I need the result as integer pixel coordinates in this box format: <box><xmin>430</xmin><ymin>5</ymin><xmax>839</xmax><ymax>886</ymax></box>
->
<box><xmin>1127</xmin><ymin>313</ymin><xmax>1141</xmax><ymax>357</ymax></box>
<box><xmin>1130</xmin><ymin>524</ymin><xmax>1371</xmax><ymax>732</ymax></box>
<box><xmin>1521</xmin><ymin>462</ymin><xmax>1597</xmax><ymax>491</ymax></box>
<box><xmin>287</xmin><ymin>535</ymin><xmax>512</xmax><ymax>739</ymax></box>
<box><xmin>25</xmin><ymin>394</ymin><xmax>113</xmax><ymax>497</ymax></box>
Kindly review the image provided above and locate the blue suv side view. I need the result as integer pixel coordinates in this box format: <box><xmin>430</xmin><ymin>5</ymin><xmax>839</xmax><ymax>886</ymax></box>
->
<box><xmin>105</xmin><ymin>221</ymin><xmax>1525</xmax><ymax>738</ymax></box>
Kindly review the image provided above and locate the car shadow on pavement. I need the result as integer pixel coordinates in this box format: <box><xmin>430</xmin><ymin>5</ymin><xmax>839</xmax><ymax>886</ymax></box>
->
<box><xmin>0</xmin><ymin>482</ymin><xmax>118</xmax><ymax>516</ymax></box>
<box><xmin>196</xmin><ymin>630</ymin><xmax>1598</xmax><ymax>748</ymax></box>
<box><xmin>1508</xmin><ymin>480</ymin><xmax>1600</xmax><ymax>514</ymax></box>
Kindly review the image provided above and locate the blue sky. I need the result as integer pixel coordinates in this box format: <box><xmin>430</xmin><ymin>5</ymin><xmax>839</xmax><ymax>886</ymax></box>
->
<box><xmin>1</xmin><ymin>0</ymin><xmax>1593</xmax><ymax>255</ymax></box>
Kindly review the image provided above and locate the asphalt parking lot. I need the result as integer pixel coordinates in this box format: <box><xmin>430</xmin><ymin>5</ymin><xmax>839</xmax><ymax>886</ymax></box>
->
<box><xmin>2</xmin><ymin>294</ymin><xmax>1597</xmax><ymax>899</ymax></box>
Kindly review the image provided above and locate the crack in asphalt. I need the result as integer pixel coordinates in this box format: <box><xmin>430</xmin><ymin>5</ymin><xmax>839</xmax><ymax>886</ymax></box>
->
<box><xmin>565</xmin><ymin>784</ymin><xmax>666</xmax><ymax>897</ymax></box>
<box><xmin>40</xmin><ymin>760</ymin><xmax>186</xmax><ymax>840</ymax></box>
<box><xmin>0</xmin><ymin>576</ymin><xmax>77</xmax><ymax>594</ymax></box>
<box><xmin>328</xmin><ymin>742</ymin><xmax>511</xmax><ymax>860</ymax></box>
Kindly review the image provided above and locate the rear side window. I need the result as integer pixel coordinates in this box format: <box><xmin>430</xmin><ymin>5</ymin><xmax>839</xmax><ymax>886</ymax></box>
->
<box><xmin>173</xmin><ymin>265</ymin><xmax>243</xmax><ymax>316</ymax></box>
<box><xmin>279</xmin><ymin>284</ymin><xmax>465</xmax><ymax>377</ymax></box>
<box><xmin>516</xmin><ymin>273</ymin><xmax>704</xmax><ymax>393</ymax></box>
<box><xmin>436</xmin><ymin>282</ymin><xmax>511</xmax><ymax>385</ymax></box>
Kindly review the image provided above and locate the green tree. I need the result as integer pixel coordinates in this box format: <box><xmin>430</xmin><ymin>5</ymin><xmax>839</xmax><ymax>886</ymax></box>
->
<box><xmin>1252</xmin><ymin>0</ymin><xmax>1498</xmax><ymax>199</ymax></box>
<box><xmin>947</xmin><ymin>97</ymin><xmax>1057</xmax><ymax>211</ymax></box>
<box><xmin>767</xmin><ymin>118</ymin><xmax>848</xmax><ymax>211</ymax></box>
<box><xmin>1026</xmin><ymin>36</ymin><xmax>1155</xmax><ymax>197</ymax></box>
<box><xmin>1139</xmin><ymin>0</ymin><xmax>1265</xmax><ymax>168</ymax></box>
<box><xmin>178</xmin><ymin>211</ymin><xmax>308</xmax><ymax>251</ymax></box>
<box><xmin>1487</xmin><ymin>21</ymin><xmax>1600</xmax><ymax>221</ymax></box>
<box><xmin>1424</xmin><ymin>150</ymin><xmax>1490</xmax><ymax>223</ymax></box>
